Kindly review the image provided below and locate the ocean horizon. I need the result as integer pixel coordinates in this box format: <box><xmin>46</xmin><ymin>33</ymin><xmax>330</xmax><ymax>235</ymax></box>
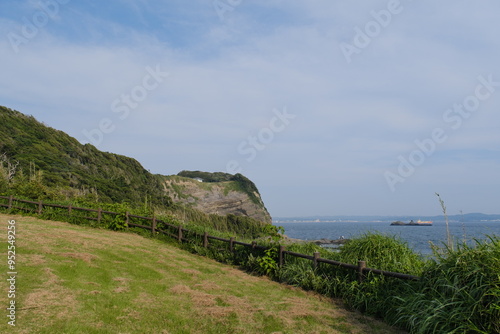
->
<box><xmin>273</xmin><ymin>219</ymin><xmax>500</xmax><ymax>255</ymax></box>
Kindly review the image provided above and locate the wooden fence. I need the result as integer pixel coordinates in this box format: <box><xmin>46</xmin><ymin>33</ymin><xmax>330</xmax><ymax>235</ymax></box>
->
<box><xmin>0</xmin><ymin>195</ymin><xmax>420</xmax><ymax>282</ymax></box>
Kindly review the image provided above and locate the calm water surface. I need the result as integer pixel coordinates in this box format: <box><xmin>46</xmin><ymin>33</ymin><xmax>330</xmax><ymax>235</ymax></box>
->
<box><xmin>274</xmin><ymin>220</ymin><xmax>500</xmax><ymax>255</ymax></box>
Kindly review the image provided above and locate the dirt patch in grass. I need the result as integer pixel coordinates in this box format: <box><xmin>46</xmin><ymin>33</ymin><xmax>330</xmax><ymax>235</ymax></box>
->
<box><xmin>182</xmin><ymin>268</ymin><xmax>202</xmax><ymax>276</ymax></box>
<box><xmin>194</xmin><ymin>280</ymin><xmax>221</xmax><ymax>291</ymax></box>
<box><xmin>170</xmin><ymin>284</ymin><xmax>194</xmax><ymax>295</ymax></box>
<box><xmin>113</xmin><ymin>277</ymin><xmax>131</xmax><ymax>293</ymax></box>
<box><xmin>220</xmin><ymin>265</ymin><xmax>271</xmax><ymax>283</ymax></box>
<box><xmin>113</xmin><ymin>277</ymin><xmax>130</xmax><ymax>283</ymax></box>
<box><xmin>170</xmin><ymin>284</ymin><xmax>256</xmax><ymax>319</ymax></box>
<box><xmin>133</xmin><ymin>292</ymin><xmax>163</xmax><ymax>309</ymax></box>
<box><xmin>57</xmin><ymin>252</ymin><xmax>99</xmax><ymax>263</ymax></box>
<box><xmin>281</xmin><ymin>296</ymin><xmax>329</xmax><ymax>317</ymax></box>
<box><xmin>113</xmin><ymin>286</ymin><xmax>129</xmax><ymax>293</ymax></box>
<box><xmin>21</xmin><ymin>253</ymin><xmax>47</xmax><ymax>266</ymax></box>
<box><xmin>22</xmin><ymin>267</ymin><xmax>78</xmax><ymax>321</ymax></box>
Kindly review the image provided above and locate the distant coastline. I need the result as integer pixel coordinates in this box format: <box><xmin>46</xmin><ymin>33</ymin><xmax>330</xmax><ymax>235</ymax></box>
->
<box><xmin>274</xmin><ymin>213</ymin><xmax>500</xmax><ymax>224</ymax></box>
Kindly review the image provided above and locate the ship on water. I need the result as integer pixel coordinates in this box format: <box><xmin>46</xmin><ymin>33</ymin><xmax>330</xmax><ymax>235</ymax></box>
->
<box><xmin>390</xmin><ymin>219</ymin><xmax>433</xmax><ymax>226</ymax></box>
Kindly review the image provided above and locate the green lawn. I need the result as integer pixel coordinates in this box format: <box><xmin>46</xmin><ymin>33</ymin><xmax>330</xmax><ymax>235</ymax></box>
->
<box><xmin>0</xmin><ymin>214</ymin><xmax>405</xmax><ymax>333</ymax></box>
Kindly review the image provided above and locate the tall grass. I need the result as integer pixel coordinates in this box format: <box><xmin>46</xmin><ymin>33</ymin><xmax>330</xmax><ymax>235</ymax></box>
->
<box><xmin>332</xmin><ymin>234</ymin><xmax>425</xmax><ymax>316</ymax></box>
<box><xmin>436</xmin><ymin>192</ymin><xmax>453</xmax><ymax>250</ymax></box>
<box><xmin>391</xmin><ymin>236</ymin><xmax>500</xmax><ymax>333</ymax></box>
<box><xmin>235</xmin><ymin>232</ymin><xmax>500</xmax><ymax>333</ymax></box>
<box><xmin>273</xmin><ymin>233</ymin><xmax>427</xmax><ymax>320</ymax></box>
<box><xmin>338</xmin><ymin>232</ymin><xmax>424</xmax><ymax>274</ymax></box>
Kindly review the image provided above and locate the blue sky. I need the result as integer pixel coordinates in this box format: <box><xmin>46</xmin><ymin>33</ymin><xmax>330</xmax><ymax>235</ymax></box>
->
<box><xmin>1</xmin><ymin>0</ymin><xmax>499</xmax><ymax>217</ymax></box>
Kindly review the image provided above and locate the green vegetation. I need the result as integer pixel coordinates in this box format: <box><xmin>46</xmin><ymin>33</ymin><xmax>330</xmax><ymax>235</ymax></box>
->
<box><xmin>3</xmin><ymin>195</ymin><xmax>499</xmax><ymax>333</ymax></box>
<box><xmin>172</xmin><ymin>208</ymin><xmax>276</xmax><ymax>240</ymax></box>
<box><xmin>0</xmin><ymin>106</ymin><xmax>271</xmax><ymax>238</ymax></box>
<box><xmin>177</xmin><ymin>170</ymin><xmax>234</xmax><ymax>182</ymax></box>
<box><xmin>1</xmin><ymin>195</ymin><xmax>275</xmax><ymax>240</ymax></box>
<box><xmin>181</xmin><ymin>229</ymin><xmax>499</xmax><ymax>334</ymax></box>
<box><xmin>338</xmin><ymin>233</ymin><xmax>425</xmax><ymax>274</ymax></box>
<box><xmin>0</xmin><ymin>106</ymin><xmax>169</xmax><ymax>206</ymax></box>
<box><xmin>270</xmin><ymin>234</ymin><xmax>424</xmax><ymax>316</ymax></box>
<box><xmin>3</xmin><ymin>106</ymin><xmax>498</xmax><ymax>332</ymax></box>
<box><xmin>0</xmin><ymin>214</ymin><xmax>403</xmax><ymax>334</ymax></box>
<box><xmin>391</xmin><ymin>238</ymin><xmax>500</xmax><ymax>333</ymax></box>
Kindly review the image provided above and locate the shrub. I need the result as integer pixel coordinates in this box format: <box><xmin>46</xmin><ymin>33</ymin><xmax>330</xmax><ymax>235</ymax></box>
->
<box><xmin>327</xmin><ymin>234</ymin><xmax>425</xmax><ymax>315</ymax></box>
<box><xmin>391</xmin><ymin>237</ymin><xmax>500</xmax><ymax>333</ymax></box>
<box><xmin>338</xmin><ymin>232</ymin><xmax>425</xmax><ymax>275</ymax></box>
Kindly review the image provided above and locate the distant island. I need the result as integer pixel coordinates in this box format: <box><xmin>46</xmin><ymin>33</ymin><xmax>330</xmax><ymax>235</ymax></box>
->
<box><xmin>390</xmin><ymin>220</ymin><xmax>433</xmax><ymax>226</ymax></box>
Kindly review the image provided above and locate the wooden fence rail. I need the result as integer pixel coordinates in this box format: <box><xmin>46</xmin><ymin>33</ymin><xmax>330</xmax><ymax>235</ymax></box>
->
<box><xmin>0</xmin><ymin>195</ymin><xmax>420</xmax><ymax>282</ymax></box>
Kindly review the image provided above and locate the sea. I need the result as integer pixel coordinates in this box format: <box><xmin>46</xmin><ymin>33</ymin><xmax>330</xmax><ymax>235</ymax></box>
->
<box><xmin>273</xmin><ymin>219</ymin><xmax>500</xmax><ymax>255</ymax></box>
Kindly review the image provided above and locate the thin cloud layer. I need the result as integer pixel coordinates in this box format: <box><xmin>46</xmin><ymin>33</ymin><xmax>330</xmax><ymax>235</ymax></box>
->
<box><xmin>1</xmin><ymin>1</ymin><xmax>499</xmax><ymax>216</ymax></box>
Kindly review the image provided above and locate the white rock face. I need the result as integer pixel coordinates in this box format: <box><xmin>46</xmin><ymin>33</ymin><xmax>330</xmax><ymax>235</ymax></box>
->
<box><xmin>162</xmin><ymin>177</ymin><xmax>272</xmax><ymax>224</ymax></box>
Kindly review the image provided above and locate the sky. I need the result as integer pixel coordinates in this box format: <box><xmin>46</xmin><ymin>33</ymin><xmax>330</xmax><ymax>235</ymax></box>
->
<box><xmin>1</xmin><ymin>0</ymin><xmax>499</xmax><ymax>217</ymax></box>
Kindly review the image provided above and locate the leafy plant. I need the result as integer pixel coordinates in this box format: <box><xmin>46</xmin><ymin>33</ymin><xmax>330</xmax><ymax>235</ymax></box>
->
<box><xmin>256</xmin><ymin>247</ymin><xmax>279</xmax><ymax>276</ymax></box>
<box><xmin>103</xmin><ymin>202</ymin><xmax>129</xmax><ymax>230</ymax></box>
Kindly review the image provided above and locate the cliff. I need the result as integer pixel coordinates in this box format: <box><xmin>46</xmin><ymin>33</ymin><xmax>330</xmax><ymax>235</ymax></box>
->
<box><xmin>0</xmin><ymin>106</ymin><xmax>271</xmax><ymax>224</ymax></box>
<box><xmin>160</xmin><ymin>174</ymin><xmax>272</xmax><ymax>224</ymax></box>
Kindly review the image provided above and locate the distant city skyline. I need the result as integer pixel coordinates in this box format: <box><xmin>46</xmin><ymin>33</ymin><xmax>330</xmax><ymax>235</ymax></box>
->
<box><xmin>1</xmin><ymin>1</ymin><xmax>499</xmax><ymax>217</ymax></box>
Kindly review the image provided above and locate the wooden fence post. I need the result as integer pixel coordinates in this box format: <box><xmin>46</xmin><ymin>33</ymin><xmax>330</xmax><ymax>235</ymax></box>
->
<box><xmin>97</xmin><ymin>208</ymin><xmax>102</xmax><ymax>224</ymax></box>
<box><xmin>37</xmin><ymin>201</ymin><xmax>43</xmax><ymax>214</ymax></box>
<box><xmin>251</xmin><ymin>241</ymin><xmax>256</xmax><ymax>249</ymax></box>
<box><xmin>278</xmin><ymin>245</ymin><xmax>285</xmax><ymax>267</ymax></box>
<box><xmin>8</xmin><ymin>195</ymin><xmax>13</xmax><ymax>209</ymax></box>
<box><xmin>68</xmin><ymin>204</ymin><xmax>72</xmax><ymax>215</ymax></box>
<box><xmin>125</xmin><ymin>211</ymin><xmax>129</xmax><ymax>230</ymax></box>
<box><xmin>152</xmin><ymin>217</ymin><xmax>157</xmax><ymax>235</ymax></box>
<box><xmin>229</xmin><ymin>237</ymin><xmax>235</xmax><ymax>252</ymax></box>
<box><xmin>358</xmin><ymin>261</ymin><xmax>366</xmax><ymax>283</ymax></box>
<box><xmin>203</xmin><ymin>232</ymin><xmax>209</xmax><ymax>248</ymax></box>
<box><xmin>313</xmin><ymin>252</ymin><xmax>320</xmax><ymax>269</ymax></box>
<box><xmin>178</xmin><ymin>225</ymin><xmax>183</xmax><ymax>243</ymax></box>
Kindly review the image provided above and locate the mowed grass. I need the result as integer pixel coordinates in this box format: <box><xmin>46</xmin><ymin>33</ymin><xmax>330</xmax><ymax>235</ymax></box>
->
<box><xmin>0</xmin><ymin>214</ymin><xmax>405</xmax><ymax>334</ymax></box>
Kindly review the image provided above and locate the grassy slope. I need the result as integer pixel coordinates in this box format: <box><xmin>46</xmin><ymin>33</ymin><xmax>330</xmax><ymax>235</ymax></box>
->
<box><xmin>0</xmin><ymin>214</ymin><xmax>405</xmax><ymax>334</ymax></box>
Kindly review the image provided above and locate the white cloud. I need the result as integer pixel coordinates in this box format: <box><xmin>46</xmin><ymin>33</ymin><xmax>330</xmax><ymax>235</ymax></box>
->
<box><xmin>1</xmin><ymin>0</ymin><xmax>500</xmax><ymax>216</ymax></box>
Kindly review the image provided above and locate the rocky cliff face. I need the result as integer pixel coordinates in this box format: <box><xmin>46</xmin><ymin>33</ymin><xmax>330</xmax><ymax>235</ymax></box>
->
<box><xmin>1</xmin><ymin>107</ymin><xmax>273</xmax><ymax>226</ymax></box>
<box><xmin>160</xmin><ymin>176</ymin><xmax>272</xmax><ymax>224</ymax></box>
